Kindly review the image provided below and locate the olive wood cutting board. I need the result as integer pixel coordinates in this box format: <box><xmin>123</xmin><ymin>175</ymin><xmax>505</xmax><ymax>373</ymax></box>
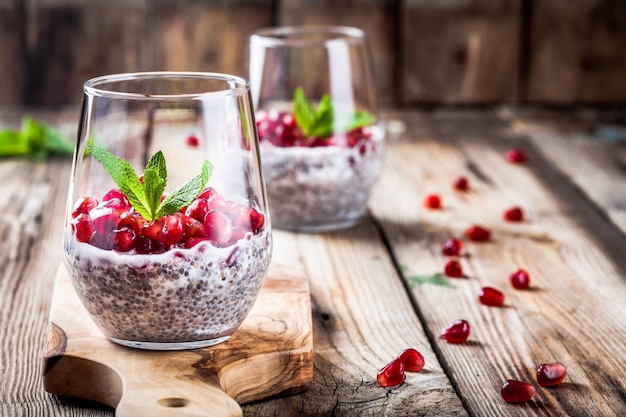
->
<box><xmin>43</xmin><ymin>264</ymin><xmax>313</xmax><ymax>417</ymax></box>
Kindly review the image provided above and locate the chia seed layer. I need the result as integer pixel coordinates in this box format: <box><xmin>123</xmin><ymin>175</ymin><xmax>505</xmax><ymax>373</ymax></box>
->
<box><xmin>259</xmin><ymin>128</ymin><xmax>385</xmax><ymax>230</ymax></box>
<box><xmin>63</xmin><ymin>229</ymin><xmax>272</xmax><ymax>343</ymax></box>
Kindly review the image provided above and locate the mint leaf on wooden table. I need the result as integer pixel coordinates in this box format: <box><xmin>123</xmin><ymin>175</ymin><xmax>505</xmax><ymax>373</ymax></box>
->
<box><xmin>87</xmin><ymin>143</ymin><xmax>213</xmax><ymax>221</ymax></box>
<box><xmin>406</xmin><ymin>273</ymin><xmax>455</xmax><ymax>288</ymax></box>
<box><xmin>0</xmin><ymin>117</ymin><xmax>74</xmax><ymax>159</ymax></box>
<box><xmin>293</xmin><ymin>87</ymin><xmax>377</xmax><ymax>139</ymax></box>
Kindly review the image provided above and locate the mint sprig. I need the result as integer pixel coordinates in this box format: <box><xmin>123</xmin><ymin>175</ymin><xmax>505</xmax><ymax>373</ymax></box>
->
<box><xmin>293</xmin><ymin>87</ymin><xmax>377</xmax><ymax>140</ymax></box>
<box><xmin>0</xmin><ymin>117</ymin><xmax>74</xmax><ymax>159</ymax></box>
<box><xmin>87</xmin><ymin>143</ymin><xmax>213</xmax><ymax>221</ymax></box>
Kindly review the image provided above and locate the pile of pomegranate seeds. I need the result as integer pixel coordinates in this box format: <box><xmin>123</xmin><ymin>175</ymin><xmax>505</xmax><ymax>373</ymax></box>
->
<box><xmin>509</xmin><ymin>268</ymin><xmax>531</xmax><ymax>290</ymax></box>
<box><xmin>501</xmin><ymin>380</ymin><xmax>536</xmax><ymax>403</ymax></box>
<box><xmin>503</xmin><ymin>206</ymin><xmax>524</xmax><ymax>222</ymax></box>
<box><xmin>536</xmin><ymin>363</ymin><xmax>567</xmax><ymax>386</ymax></box>
<box><xmin>505</xmin><ymin>148</ymin><xmax>528</xmax><ymax>163</ymax></box>
<box><xmin>440</xmin><ymin>319</ymin><xmax>470</xmax><ymax>343</ymax></box>
<box><xmin>478</xmin><ymin>287</ymin><xmax>505</xmax><ymax>307</ymax></box>
<box><xmin>377</xmin><ymin>348</ymin><xmax>425</xmax><ymax>387</ymax></box>
<box><xmin>423</xmin><ymin>193</ymin><xmax>442</xmax><ymax>209</ymax></box>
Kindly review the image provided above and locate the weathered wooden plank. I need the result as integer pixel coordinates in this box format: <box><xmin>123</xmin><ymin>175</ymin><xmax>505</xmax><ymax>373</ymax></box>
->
<box><xmin>401</xmin><ymin>0</ymin><xmax>521</xmax><ymax>105</ymax></box>
<box><xmin>0</xmin><ymin>0</ymin><xmax>26</xmax><ymax>106</ymax></box>
<box><xmin>278</xmin><ymin>0</ymin><xmax>397</xmax><ymax>107</ymax></box>
<box><xmin>153</xmin><ymin>0</ymin><xmax>274</xmax><ymax>78</ymax></box>
<box><xmin>370</xmin><ymin>110</ymin><xmax>626</xmax><ymax>416</ymax></box>
<box><xmin>527</xmin><ymin>0</ymin><xmax>626</xmax><ymax>104</ymax></box>
<box><xmin>24</xmin><ymin>0</ymin><xmax>148</xmax><ymax>105</ymax></box>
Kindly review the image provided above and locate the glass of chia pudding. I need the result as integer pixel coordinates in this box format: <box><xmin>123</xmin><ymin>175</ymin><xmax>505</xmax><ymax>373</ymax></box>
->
<box><xmin>63</xmin><ymin>72</ymin><xmax>272</xmax><ymax>350</ymax></box>
<box><xmin>249</xmin><ymin>26</ymin><xmax>385</xmax><ymax>232</ymax></box>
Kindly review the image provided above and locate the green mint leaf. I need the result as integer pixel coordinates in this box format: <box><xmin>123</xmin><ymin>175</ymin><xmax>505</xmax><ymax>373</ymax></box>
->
<box><xmin>294</xmin><ymin>87</ymin><xmax>316</xmax><ymax>137</ymax></box>
<box><xmin>308</xmin><ymin>94</ymin><xmax>334</xmax><ymax>138</ymax></box>
<box><xmin>146</xmin><ymin>150</ymin><xmax>167</xmax><ymax>184</ymax></box>
<box><xmin>156</xmin><ymin>161</ymin><xmax>213</xmax><ymax>218</ymax></box>
<box><xmin>342</xmin><ymin>110</ymin><xmax>376</xmax><ymax>132</ymax></box>
<box><xmin>406</xmin><ymin>273</ymin><xmax>455</xmax><ymax>288</ymax></box>
<box><xmin>143</xmin><ymin>166</ymin><xmax>165</xmax><ymax>220</ymax></box>
<box><xmin>87</xmin><ymin>143</ymin><xmax>152</xmax><ymax>220</ymax></box>
<box><xmin>0</xmin><ymin>117</ymin><xmax>74</xmax><ymax>159</ymax></box>
<box><xmin>0</xmin><ymin>130</ymin><xmax>30</xmax><ymax>157</ymax></box>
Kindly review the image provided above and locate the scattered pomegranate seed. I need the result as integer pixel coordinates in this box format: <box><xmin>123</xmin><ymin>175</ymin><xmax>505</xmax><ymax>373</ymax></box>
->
<box><xmin>453</xmin><ymin>176</ymin><xmax>469</xmax><ymax>191</ymax></box>
<box><xmin>441</xmin><ymin>319</ymin><xmax>470</xmax><ymax>343</ymax></box>
<box><xmin>503</xmin><ymin>206</ymin><xmax>524</xmax><ymax>222</ymax></box>
<box><xmin>505</xmin><ymin>149</ymin><xmax>528</xmax><ymax>163</ymax></box>
<box><xmin>509</xmin><ymin>269</ymin><xmax>531</xmax><ymax>290</ymax></box>
<box><xmin>444</xmin><ymin>260</ymin><xmax>464</xmax><ymax>278</ymax></box>
<box><xmin>397</xmin><ymin>348</ymin><xmax>425</xmax><ymax>372</ymax></box>
<box><xmin>441</xmin><ymin>238</ymin><xmax>463</xmax><ymax>257</ymax></box>
<box><xmin>479</xmin><ymin>287</ymin><xmax>505</xmax><ymax>307</ymax></box>
<box><xmin>186</xmin><ymin>135</ymin><xmax>200</xmax><ymax>147</ymax></box>
<box><xmin>500</xmin><ymin>380</ymin><xmax>536</xmax><ymax>403</ymax></box>
<box><xmin>465</xmin><ymin>225</ymin><xmax>491</xmax><ymax>242</ymax></box>
<box><xmin>377</xmin><ymin>359</ymin><xmax>405</xmax><ymax>387</ymax></box>
<box><xmin>424</xmin><ymin>194</ymin><xmax>442</xmax><ymax>209</ymax></box>
<box><xmin>537</xmin><ymin>363</ymin><xmax>567</xmax><ymax>387</ymax></box>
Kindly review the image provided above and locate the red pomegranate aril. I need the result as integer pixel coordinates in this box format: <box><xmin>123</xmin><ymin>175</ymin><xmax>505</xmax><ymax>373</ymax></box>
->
<box><xmin>161</xmin><ymin>214</ymin><xmax>184</xmax><ymax>246</ymax></box>
<box><xmin>185</xmin><ymin>198</ymin><xmax>210</xmax><ymax>222</ymax></box>
<box><xmin>453</xmin><ymin>176</ymin><xmax>469</xmax><ymax>191</ymax></box>
<box><xmin>71</xmin><ymin>197</ymin><xmax>98</xmax><ymax>218</ymax></box>
<box><xmin>397</xmin><ymin>348</ymin><xmax>425</xmax><ymax>372</ymax></box>
<box><xmin>141</xmin><ymin>220</ymin><xmax>163</xmax><ymax>241</ymax></box>
<box><xmin>465</xmin><ymin>225</ymin><xmax>491</xmax><ymax>242</ymax></box>
<box><xmin>441</xmin><ymin>238</ymin><xmax>463</xmax><ymax>257</ymax></box>
<box><xmin>206</xmin><ymin>193</ymin><xmax>226</xmax><ymax>211</ymax></box>
<box><xmin>102</xmin><ymin>189</ymin><xmax>130</xmax><ymax>207</ymax></box>
<box><xmin>197</xmin><ymin>187</ymin><xmax>217</xmax><ymax>200</ymax></box>
<box><xmin>504</xmin><ymin>206</ymin><xmax>524</xmax><ymax>222</ymax></box>
<box><xmin>510</xmin><ymin>269</ymin><xmax>531</xmax><ymax>290</ymax></box>
<box><xmin>89</xmin><ymin>231</ymin><xmax>114</xmax><ymax>250</ymax></box>
<box><xmin>479</xmin><ymin>287</ymin><xmax>505</xmax><ymax>307</ymax></box>
<box><xmin>113</xmin><ymin>228</ymin><xmax>137</xmax><ymax>252</ymax></box>
<box><xmin>73</xmin><ymin>213</ymin><xmax>95</xmax><ymax>243</ymax></box>
<box><xmin>117</xmin><ymin>212</ymin><xmax>145</xmax><ymax>233</ymax></box>
<box><xmin>90</xmin><ymin>207</ymin><xmax>120</xmax><ymax>236</ymax></box>
<box><xmin>186</xmin><ymin>134</ymin><xmax>200</xmax><ymax>147</ymax></box>
<box><xmin>424</xmin><ymin>194</ymin><xmax>442</xmax><ymax>209</ymax></box>
<box><xmin>185</xmin><ymin>237</ymin><xmax>210</xmax><ymax>249</ymax></box>
<box><xmin>204</xmin><ymin>210</ymin><xmax>233</xmax><ymax>246</ymax></box>
<box><xmin>444</xmin><ymin>260</ymin><xmax>464</xmax><ymax>278</ymax></box>
<box><xmin>501</xmin><ymin>380</ymin><xmax>536</xmax><ymax>403</ymax></box>
<box><xmin>441</xmin><ymin>319</ymin><xmax>470</xmax><ymax>343</ymax></box>
<box><xmin>377</xmin><ymin>359</ymin><xmax>405</xmax><ymax>387</ymax></box>
<box><xmin>183</xmin><ymin>216</ymin><xmax>206</xmax><ymax>239</ymax></box>
<box><xmin>506</xmin><ymin>149</ymin><xmax>528</xmax><ymax>163</ymax></box>
<box><xmin>537</xmin><ymin>363</ymin><xmax>567</xmax><ymax>387</ymax></box>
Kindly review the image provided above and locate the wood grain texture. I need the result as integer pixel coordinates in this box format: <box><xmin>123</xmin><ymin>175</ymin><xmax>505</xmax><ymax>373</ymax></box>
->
<box><xmin>43</xmin><ymin>262</ymin><xmax>313</xmax><ymax>417</ymax></box>
<box><xmin>401</xmin><ymin>0</ymin><xmax>521</xmax><ymax>104</ymax></box>
<box><xmin>0</xmin><ymin>0</ymin><xmax>26</xmax><ymax>106</ymax></box>
<box><xmin>278</xmin><ymin>0</ymin><xmax>397</xmax><ymax>106</ymax></box>
<box><xmin>526</xmin><ymin>0</ymin><xmax>626</xmax><ymax>104</ymax></box>
<box><xmin>153</xmin><ymin>0</ymin><xmax>273</xmax><ymax>78</ymax></box>
<box><xmin>370</xmin><ymin>110</ymin><xmax>626</xmax><ymax>416</ymax></box>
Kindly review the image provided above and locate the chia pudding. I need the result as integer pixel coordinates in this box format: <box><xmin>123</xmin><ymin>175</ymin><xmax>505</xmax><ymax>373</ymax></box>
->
<box><xmin>63</xmin><ymin>227</ymin><xmax>271</xmax><ymax>347</ymax></box>
<box><xmin>256</xmin><ymin>108</ymin><xmax>385</xmax><ymax>231</ymax></box>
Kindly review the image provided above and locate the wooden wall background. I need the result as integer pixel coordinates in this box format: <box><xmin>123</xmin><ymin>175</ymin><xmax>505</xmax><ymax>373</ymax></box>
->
<box><xmin>0</xmin><ymin>0</ymin><xmax>625</xmax><ymax>108</ymax></box>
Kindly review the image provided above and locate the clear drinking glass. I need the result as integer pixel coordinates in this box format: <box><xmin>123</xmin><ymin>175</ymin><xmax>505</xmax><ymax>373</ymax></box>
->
<box><xmin>249</xmin><ymin>26</ymin><xmax>385</xmax><ymax>232</ymax></box>
<box><xmin>63</xmin><ymin>72</ymin><xmax>272</xmax><ymax>350</ymax></box>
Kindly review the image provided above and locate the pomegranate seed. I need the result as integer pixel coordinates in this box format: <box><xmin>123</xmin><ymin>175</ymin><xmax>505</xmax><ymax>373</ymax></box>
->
<box><xmin>500</xmin><ymin>380</ymin><xmax>536</xmax><ymax>403</ymax></box>
<box><xmin>197</xmin><ymin>187</ymin><xmax>217</xmax><ymax>200</ymax></box>
<box><xmin>71</xmin><ymin>197</ymin><xmax>97</xmax><ymax>218</ymax></box>
<box><xmin>453</xmin><ymin>176</ymin><xmax>469</xmax><ymax>191</ymax></box>
<box><xmin>185</xmin><ymin>237</ymin><xmax>210</xmax><ymax>249</ymax></box>
<box><xmin>510</xmin><ymin>269</ymin><xmax>530</xmax><ymax>290</ymax></box>
<box><xmin>204</xmin><ymin>210</ymin><xmax>233</xmax><ymax>246</ymax></box>
<box><xmin>185</xmin><ymin>199</ymin><xmax>210</xmax><ymax>222</ymax></box>
<box><xmin>135</xmin><ymin>236</ymin><xmax>164</xmax><ymax>254</ymax></box>
<box><xmin>444</xmin><ymin>260</ymin><xmax>464</xmax><ymax>278</ymax></box>
<box><xmin>89</xmin><ymin>231</ymin><xmax>114</xmax><ymax>250</ymax></box>
<box><xmin>72</xmin><ymin>213</ymin><xmax>95</xmax><ymax>243</ymax></box>
<box><xmin>118</xmin><ymin>212</ymin><xmax>145</xmax><ymax>232</ymax></box>
<box><xmin>186</xmin><ymin>134</ymin><xmax>200</xmax><ymax>147</ymax></box>
<box><xmin>90</xmin><ymin>206</ymin><xmax>120</xmax><ymax>236</ymax></box>
<box><xmin>182</xmin><ymin>216</ymin><xmax>206</xmax><ymax>239</ymax></box>
<box><xmin>441</xmin><ymin>238</ymin><xmax>463</xmax><ymax>257</ymax></box>
<box><xmin>504</xmin><ymin>206</ymin><xmax>524</xmax><ymax>222</ymax></box>
<box><xmin>465</xmin><ymin>225</ymin><xmax>491</xmax><ymax>242</ymax></box>
<box><xmin>537</xmin><ymin>363</ymin><xmax>567</xmax><ymax>387</ymax></box>
<box><xmin>102</xmin><ymin>189</ymin><xmax>130</xmax><ymax>207</ymax></box>
<box><xmin>424</xmin><ymin>194</ymin><xmax>442</xmax><ymax>209</ymax></box>
<box><xmin>397</xmin><ymin>348</ymin><xmax>425</xmax><ymax>372</ymax></box>
<box><xmin>141</xmin><ymin>220</ymin><xmax>163</xmax><ymax>241</ymax></box>
<box><xmin>161</xmin><ymin>214</ymin><xmax>184</xmax><ymax>246</ymax></box>
<box><xmin>505</xmin><ymin>149</ymin><xmax>528</xmax><ymax>163</ymax></box>
<box><xmin>113</xmin><ymin>228</ymin><xmax>137</xmax><ymax>252</ymax></box>
<box><xmin>479</xmin><ymin>287</ymin><xmax>505</xmax><ymax>307</ymax></box>
<box><xmin>441</xmin><ymin>319</ymin><xmax>470</xmax><ymax>343</ymax></box>
<box><xmin>376</xmin><ymin>359</ymin><xmax>405</xmax><ymax>387</ymax></box>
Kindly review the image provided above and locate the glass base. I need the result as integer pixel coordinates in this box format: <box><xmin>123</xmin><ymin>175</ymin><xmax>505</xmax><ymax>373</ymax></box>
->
<box><xmin>273</xmin><ymin>216</ymin><xmax>362</xmax><ymax>233</ymax></box>
<box><xmin>108</xmin><ymin>335</ymin><xmax>231</xmax><ymax>351</ymax></box>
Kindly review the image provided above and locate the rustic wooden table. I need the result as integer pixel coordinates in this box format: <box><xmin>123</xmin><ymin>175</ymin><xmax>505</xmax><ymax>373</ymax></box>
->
<box><xmin>1</xmin><ymin>108</ymin><xmax>625</xmax><ymax>416</ymax></box>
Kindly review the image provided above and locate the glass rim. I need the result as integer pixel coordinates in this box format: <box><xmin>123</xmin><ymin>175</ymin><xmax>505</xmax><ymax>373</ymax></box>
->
<box><xmin>249</xmin><ymin>25</ymin><xmax>367</xmax><ymax>47</ymax></box>
<box><xmin>83</xmin><ymin>71</ymin><xmax>250</xmax><ymax>101</ymax></box>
